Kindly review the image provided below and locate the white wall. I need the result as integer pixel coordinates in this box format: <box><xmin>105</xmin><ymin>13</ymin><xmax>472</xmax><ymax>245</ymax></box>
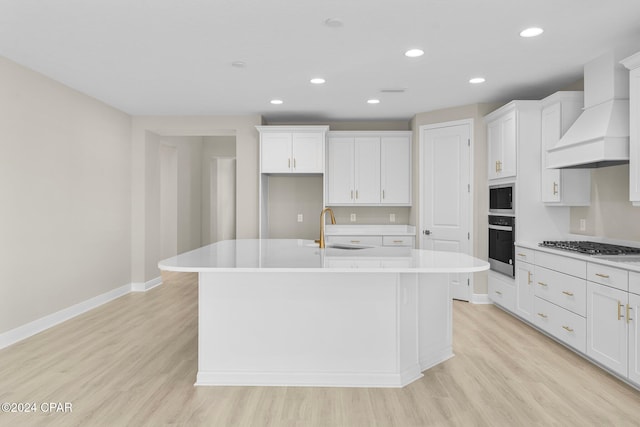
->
<box><xmin>0</xmin><ymin>56</ymin><xmax>132</xmax><ymax>334</ymax></box>
<box><xmin>131</xmin><ymin>117</ymin><xmax>261</xmax><ymax>283</ymax></box>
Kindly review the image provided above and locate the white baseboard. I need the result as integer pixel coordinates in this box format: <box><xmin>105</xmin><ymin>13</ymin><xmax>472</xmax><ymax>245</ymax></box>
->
<box><xmin>0</xmin><ymin>276</ymin><xmax>163</xmax><ymax>350</ymax></box>
<box><xmin>131</xmin><ymin>276</ymin><xmax>162</xmax><ymax>292</ymax></box>
<box><xmin>0</xmin><ymin>283</ymin><xmax>131</xmax><ymax>350</ymax></box>
<box><xmin>471</xmin><ymin>293</ymin><xmax>492</xmax><ymax>304</ymax></box>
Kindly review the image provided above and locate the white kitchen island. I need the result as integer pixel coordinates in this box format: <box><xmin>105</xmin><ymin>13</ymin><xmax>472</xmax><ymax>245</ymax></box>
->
<box><xmin>158</xmin><ymin>239</ymin><xmax>488</xmax><ymax>388</ymax></box>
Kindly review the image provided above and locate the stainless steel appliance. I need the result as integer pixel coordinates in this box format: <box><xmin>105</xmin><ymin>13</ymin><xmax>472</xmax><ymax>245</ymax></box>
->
<box><xmin>488</xmin><ymin>215</ymin><xmax>515</xmax><ymax>277</ymax></box>
<box><xmin>489</xmin><ymin>183</ymin><xmax>514</xmax><ymax>215</ymax></box>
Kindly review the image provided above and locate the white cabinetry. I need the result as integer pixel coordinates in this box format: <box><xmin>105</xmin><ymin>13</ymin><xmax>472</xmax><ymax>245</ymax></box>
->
<box><xmin>629</xmin><ymin>272</ymin><xmax>640</xmax><ymax>384</ymax></box>
<box><xmin>326</xmin><ymin>131</ymin><xmax>411</xmax><ymax>206</ymax></box>
<box><xmin>488</xmin><ymin>270</ymin><xmax>515</xmax><ymax>312</ymax></box>
<box><xmin>540</xmin><ymin>92</ymin><xmax>591</xmax><ymax>205</ymax></box>
<box><xmin>621</xmin><ymin>52</ymin><xmax>640</xmax><ymax>206</ymax></box>
<box><xmin>587</xmin><ymin>281</ymin><xmax>629</xmax><ymax>377</ymax></box>
<box><xmin>487</xmin><ymin>109</ymin><xmax>517</xmax><ymax>180</ymax></box>
<box><xmin>515</xmin><ymin>260</ymin><xmax>535</xmax><ymax>321</ymax></box>
<box><xmin>258</xmin><ymin>126</ymin><xmax>328</xmax><ymax>174</ymax></box>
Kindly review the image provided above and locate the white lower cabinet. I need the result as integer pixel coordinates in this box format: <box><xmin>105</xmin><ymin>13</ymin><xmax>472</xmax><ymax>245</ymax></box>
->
<box><xmin>488</xmin><ymin>271</ymin><xmax>515</xmax><ymax>312</ymax></box>
<box><xmin>534</xmin><ymin>296</ymin><xmax>587</xmax><ymax>353</ymax></box>
<box><xmin>515</xmin><ymin>261</ymin><xmax>535</xmax><ymax>321</ymax></box>
<box><xmin>587</xmin><ymin>281</ymin><xmax>629</xmax><ymax>377</ymax></box>
<box><xmin>506</xmin><ymin>245</ymin><xmax>640</xmax><ymax>389</ymax></box>
<box><xmin>629</xmin><ymin>291</ymin><xmax>640</xmax><ymax>385</ymax></box>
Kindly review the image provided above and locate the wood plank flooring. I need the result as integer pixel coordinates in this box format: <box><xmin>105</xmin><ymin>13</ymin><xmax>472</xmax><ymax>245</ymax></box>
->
<box><xmin>1</xmin><ymin>271</ymin><xmax>639</xmax><ymax>426</ymax></box>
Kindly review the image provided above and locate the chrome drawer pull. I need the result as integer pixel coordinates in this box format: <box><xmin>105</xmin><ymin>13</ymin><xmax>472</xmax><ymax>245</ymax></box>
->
<box><xmin>562</xmin><ymin>291</ymin><xmax>574</xmax><ymax>297</ymax></box>
<box><xmin>562</xmin><ymin>325</ymin><xmax>574</xmax><ymax>333</ymax></box>
<box><xmin>595</xmin><ymin>273</ymin><xmax>610</xmax><ymax>279</ymax></box>
<box><xmin>495</xmin><ymin>291</ymin><xmax>502</xmax><ymax>295</ymax></box>
<box><xmin>627</xmin><ymin>305</ymin><xmax>633</xmax><ymax>325</ymax></box>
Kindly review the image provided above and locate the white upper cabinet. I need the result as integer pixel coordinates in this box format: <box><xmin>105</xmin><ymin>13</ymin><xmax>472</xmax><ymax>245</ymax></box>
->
<box><xmin>540</xmin><ymin>92</ymin><xmax>591</xmax><ymax>206</ymax></box>
<box><xmin>257</xmin><ymin>126</ymin><xmax>328</xmax><ymax>174</ymax></box>
<box><xmin>487</xmin><ymin>109</ymin><xmax>517</xmax><ymax>180</ymax></box>
<box><xmin>381</xmin><ymin>136</ymin><xmax>412</xmax><ymax>204</ymax></box>
<box><xmin>621</xmin><ymin>52</ymin><xmax>640</xmax><ymax>206</ymax></box>
<box><xmin>327</xmin><ymin>131</ymin><xmax>412</xmax><ymax>206</ymax></box>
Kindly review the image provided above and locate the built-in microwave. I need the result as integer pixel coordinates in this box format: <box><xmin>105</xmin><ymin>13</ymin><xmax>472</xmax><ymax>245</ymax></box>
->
<box><xmin>489</xmin><ymin>183</ymin><xmax>514</xmax><ymax>215</ymax></box>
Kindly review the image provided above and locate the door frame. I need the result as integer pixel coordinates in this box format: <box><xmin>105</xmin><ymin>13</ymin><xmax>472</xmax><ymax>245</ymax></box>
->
<box><xmin>419</xmin><ymin>119</ymin><xmax>475</xmax><ymax>296</ymax></box>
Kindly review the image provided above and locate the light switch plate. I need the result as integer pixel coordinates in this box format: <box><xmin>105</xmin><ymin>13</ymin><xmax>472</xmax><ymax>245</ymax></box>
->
<box><xmin>350</xmin><ymin>213</ymin><xmax>356</xmax><ymax>222</ymax></box>
<box><xmin>390</xmin><ymin>213</ymin><xmax>396</xmax><ymax>223</ymax></box>
<box><xmin>579</xmin><ymin>218</ymin><xmax>586</xmax><ymax>231</ymax></box>
<box><xmin>297</xmin><ymin>214</ymin><xmax>303</xmax><ymax>222</ymax></box>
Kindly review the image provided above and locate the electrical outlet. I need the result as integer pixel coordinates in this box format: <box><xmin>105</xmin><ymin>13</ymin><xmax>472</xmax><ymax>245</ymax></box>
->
<box><xmin>297</xmin><ymin>214</ymin><xmax>303</xmax><ymax>222</ymax></box>
<box><xmin>579</xmin><ymin>218</ymin><xmax>586</xmax><ymax>231</ymax></box>
<box><xmin>390</xmin><ymin>213</ymin><xmax>396</xmax><ymax>223</ymax></box>
<box><xmin>350</xmin><ymin>213</ymin><xmax>356</xmax><ymax>222</ymax></box>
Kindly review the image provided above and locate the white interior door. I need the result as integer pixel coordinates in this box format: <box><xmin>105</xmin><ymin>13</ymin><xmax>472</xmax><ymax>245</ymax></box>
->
<box><xmin>421</xmin><ymin>122</ymin><xmax>472</xmax><ymax>301</ymax></box>
<box><xmin>210</xmin><ymin>157</ymin><xmax>237</xmax><ymax>243</ymax></box>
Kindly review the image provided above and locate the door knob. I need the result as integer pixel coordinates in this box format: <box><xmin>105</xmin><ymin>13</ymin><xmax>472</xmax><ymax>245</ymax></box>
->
<box><xmin>423</xmin><ymin>230</ymin><xmax>431</xmax><ymax>235</ymax></box>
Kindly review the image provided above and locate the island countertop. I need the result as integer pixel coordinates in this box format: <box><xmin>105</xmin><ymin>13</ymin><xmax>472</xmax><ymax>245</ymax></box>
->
<box><xmin>158</xmin><ymin>239</ymin><xmax>489</xmax><ymax>273</ymax></box>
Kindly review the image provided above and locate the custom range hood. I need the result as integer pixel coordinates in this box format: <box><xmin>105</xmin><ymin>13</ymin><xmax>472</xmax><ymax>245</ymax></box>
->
<box><xmin>547</xmin><ymin>52</ymin><xmax>630</xmax><ymax>169</ymax></box>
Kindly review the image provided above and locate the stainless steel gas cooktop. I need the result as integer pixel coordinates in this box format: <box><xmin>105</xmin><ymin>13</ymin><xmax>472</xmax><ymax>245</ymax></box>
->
<box><xmin>539</xmin><ymin>241</ymin><xmax>640</xmax><ymax>256</ymax></box>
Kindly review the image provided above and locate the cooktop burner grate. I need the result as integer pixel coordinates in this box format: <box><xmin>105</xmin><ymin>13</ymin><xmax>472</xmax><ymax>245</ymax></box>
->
<box><xmin>539</xmin><ymin>241</ymin><xmax>640</xmax><ymax>256</ymax></box>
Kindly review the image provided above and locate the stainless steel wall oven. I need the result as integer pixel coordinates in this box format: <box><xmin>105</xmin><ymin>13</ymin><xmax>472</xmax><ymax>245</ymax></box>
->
<box><xmin>488</xmin><ymin>215</ymin><xmax>515</xmax><ymax>277</ymax></box>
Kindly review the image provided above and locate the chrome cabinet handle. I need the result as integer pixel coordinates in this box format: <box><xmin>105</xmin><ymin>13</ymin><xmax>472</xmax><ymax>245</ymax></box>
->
<box><xmin>618</xmin><ymin>301</ymin><xmax>623</xmax><ymax>320</ymax></box>
<box><xmin>553</xmin><ymin>182</ymin><xmax>558</xmax><ymax>195</ymax></box>
<box><xmin>595</xmin><ymin>273</ymin><xmax>610</xmax><ymax>279</ymax></box>
<box><xmin>382</xmin><ymin>190</ymin><xmax>385</xmax><ymax>199</ymax></box>
<box><xmin>351</xmin><ymin>190</ymin><xmax>354</xmax><ymax>200</ymax></box>
<box><xmin>356</xmin><ymin>190</ymin><xmax>359</xmax><ymax>199</ymax></box>
<box><xmin>627</xmin><ymin>305</ymin><xmax>633</xmax><ymax>324</ymax></box>
<box><xmin>495</xmin><ymin>290</ymin><xmax>502</xmax><ymax>295</ymax></box>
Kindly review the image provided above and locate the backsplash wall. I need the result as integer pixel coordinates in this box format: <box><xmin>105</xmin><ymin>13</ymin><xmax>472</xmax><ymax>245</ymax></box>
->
<box><xmin>330</xmin><ymin>207</ymin><xmax>411</xmax><ymax>225</ymax></box>
<box><xmin>570</xmin><ymin>164</ymin><xmax>640</xmax><ymax>242</ymax></box>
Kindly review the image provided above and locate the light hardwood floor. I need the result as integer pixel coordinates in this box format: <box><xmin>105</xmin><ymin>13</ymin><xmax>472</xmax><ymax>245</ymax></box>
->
<box><xmin>1</xmin><ymin>272</ymin><xmax>639</xmax><ymax>426</ymax></box>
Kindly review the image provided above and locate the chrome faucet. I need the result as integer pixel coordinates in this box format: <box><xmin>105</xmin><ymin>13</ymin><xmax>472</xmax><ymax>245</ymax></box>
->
<box><xmin>318</xmin><ymin>207</ymin><xmax>336</xmax><ymax>248</ymax></box>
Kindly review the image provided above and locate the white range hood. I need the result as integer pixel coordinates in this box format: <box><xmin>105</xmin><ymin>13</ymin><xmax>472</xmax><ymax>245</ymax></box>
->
<box><xmin>547</xmin><ymin>52</ymin><xmax>630</xmax><ymax>169</ymax></box>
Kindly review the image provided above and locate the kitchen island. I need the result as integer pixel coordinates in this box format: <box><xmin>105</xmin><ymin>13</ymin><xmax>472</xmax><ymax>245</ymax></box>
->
<box><xmin>158</xmin><ymin>239</ymin><xmax>488</xmax><ymax>388</ymax></box>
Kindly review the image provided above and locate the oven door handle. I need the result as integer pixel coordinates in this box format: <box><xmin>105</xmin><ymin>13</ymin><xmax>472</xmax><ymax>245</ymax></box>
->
<box><xmin>488</xmin><ymin>224</ymin><xmax>513</xmax><ymax>231</ymax></box>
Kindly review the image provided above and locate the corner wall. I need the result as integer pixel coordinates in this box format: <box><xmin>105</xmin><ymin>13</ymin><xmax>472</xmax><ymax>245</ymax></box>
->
<box><xmin>0</xmin><ymin>56</ymin><xmax>132</xmax><ymax>334</ymax></box>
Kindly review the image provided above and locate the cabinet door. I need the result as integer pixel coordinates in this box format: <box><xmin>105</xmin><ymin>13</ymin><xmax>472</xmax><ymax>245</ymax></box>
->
<box><xmin>380</xmin><ymin>136</ymin><xmax>411</xmax><ymax>205</ymax></box>
<box><xmin>327</xmin><ymin>137</ymin><xmax>355</xmax><ymax>204</ymax></box>
<box><xmin>515</xmin><ymin>261</ymin><xmax>535</xmax><ymax>321</ymax></box>
<box><xmin>629</xmin><ymin>292</ymin><xmax>640</xmax><ymax>385</ymax></box>
<box><xmin>487</xmin><ymin>119</ymin><xmax>502</xmax><ymax>180</ymax></box>
<box><xmin>630</xmin><ymin>67</ymin><xmax>640</xmax><ymax>205</ymax></box>
<box><xmin>500</xmin><ymin>111</ymin><xmax>517</xmax><ymax>178</ymax></box>
<box><xmin>541</xmin><ymin>103</ymin><xmax>562</xmax><ymax>202</ymax></box>
<box><xmin>292</xmin><ymin>132</ymin><xmax>324</xmax><ymax>173</ymax></box>
<box><xmin>354</xmin><ymin>137</ymin><xmax>381</xmax><ymax>204</ymax></box>
<box><xmin>586</xmin><ymin>281</ymin><xmax>628</xmax><ymax>376</ymax></box>
<box><xmin>261</xmin><ymin>133</ymin><xmax>292</xmax><ymax>173</ymax></box>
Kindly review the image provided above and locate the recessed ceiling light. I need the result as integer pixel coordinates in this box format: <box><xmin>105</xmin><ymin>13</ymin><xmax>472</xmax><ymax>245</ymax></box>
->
<box><xmin>520</xmin><ymin>27</ymin><xmax>544</xmax><ymax>38</ymax></box>
<box><xmin>367</xmin><ymin>99</ymin><xmax>380</xmax><ymax>104</ymax></box>
<box><xmin>231</xmin><ymin>61</ymin><xmax>246</xmax><ymax>68</ymax></box>
<box><xmin>404</xmin><ymin>49</ymin><xmax>424</xmax><ymax>58</ymax></box>
<box><xmin>324</xmin><ymin>18</ymin><xmax>343</xmax><ymax>28</ymax></box>
<box><xmin>469</xmin><ymin>77</ymin><xmax>486</xmax><ymax>84</ymax></box>
<box><xmin>270</xmin><ymin>99</ymin><xmax>283</xmax><ymax>105</ymax></box>
<box><xmin>310</xmin><ymin>78</ymin><xmax>326</xmax><ymax>85</ymax></box>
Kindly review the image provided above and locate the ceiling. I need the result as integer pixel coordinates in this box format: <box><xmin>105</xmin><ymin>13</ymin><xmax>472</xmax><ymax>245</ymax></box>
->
<box><xmin>1</xmin><ymin>0</ymin><xmax>640</xmax><ymax>122</ymax></box>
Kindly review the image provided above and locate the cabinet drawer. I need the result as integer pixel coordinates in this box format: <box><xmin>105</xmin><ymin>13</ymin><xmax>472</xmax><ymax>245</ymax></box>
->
<box><xmin>382</xmin><ymin>236</ymin><xmax>415</xmax><ymax>247</ymax></box>
<box><xmin>326</xmin><ymin>235</ymin><xmax>383</xmax><ymax>247</ymax></box>
<box><xmin>533</xmin><ymin>297</ymin><xmax>586</xmax><ymax>354</ymax></box>
<box><xmin>534</xmin><ymin>266</ymin><xmax>587</xmax><ymax>317</ymax></box>
<box><xmin>630</xmin><ymin>272</ymin><xmax>640</xmax><ymax>296</ymax></box>
<box><xmin>489</xmin><ymin>273</ymin><xmax>515</xmax><ymax>312</ymax></box>
<box><xmin>535</xmin><ymin>251</ymin><xmax>586</xmax><ymax>278</ymax></box>
<box><xmin>587</xmin><ymin>263</ymin><xmax>628</xmax><ymax>291</ymax></box>
<box><xmin>514</xmin><ymin>247</ymin><xmax>536</xmax><ymax>264</ymax></box>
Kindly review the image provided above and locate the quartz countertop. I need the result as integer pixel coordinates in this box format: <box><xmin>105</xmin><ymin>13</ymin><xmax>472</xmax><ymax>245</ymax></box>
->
<box><xmin>324</xmin><ymin>224</ymin><xmax>416</xmax><ymax>236</ymax></box>
<box><xmin>158</xmin><ymin>239</ymin><xmax>489</xmax><ymax>273</ymax></box>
